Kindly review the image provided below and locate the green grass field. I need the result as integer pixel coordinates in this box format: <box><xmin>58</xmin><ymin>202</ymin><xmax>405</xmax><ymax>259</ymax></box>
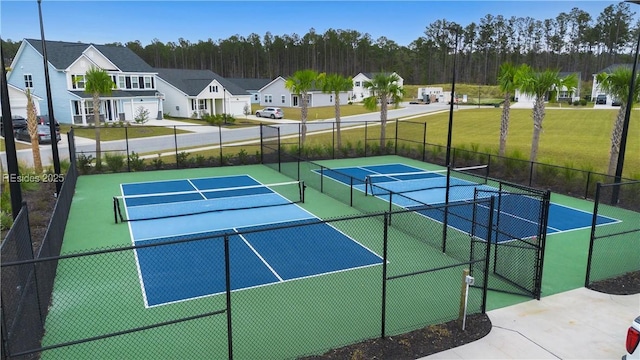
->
<box><xmin>300</xmin><ymin>107</ymin><xmax>640</xmax><ymax>178</ymax></box>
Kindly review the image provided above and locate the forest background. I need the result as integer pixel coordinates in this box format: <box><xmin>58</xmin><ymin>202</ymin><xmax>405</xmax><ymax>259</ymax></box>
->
<box><xmin>2</xmin><ymin>2</ymin><xmax>639</xmax><ymax>92</ymax></box>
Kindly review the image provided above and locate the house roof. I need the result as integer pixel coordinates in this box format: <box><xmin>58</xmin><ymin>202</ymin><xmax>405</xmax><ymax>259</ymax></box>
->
<box><xmin>357</xmin><ymin>72</ymin><xmax>401</xmax><ymax>80</ymax></box>
<box><xmin>25</xmin><ymin>39</ymin><xmax>155</xmax><ymax>72</ymax></box>
<box><xmin>226</xmin><ymin>78</ymin><xmax>272</xmax><ymax>92</ymax></box>
<box><xmin>598</xmin><ymin>64</ymin><xmax>633</xmax><ymax>74</ymax></box>
<box><xmin>155</xmin><ymin>68</ymin><xmax>246</xmax><ymax>96</ymax></box>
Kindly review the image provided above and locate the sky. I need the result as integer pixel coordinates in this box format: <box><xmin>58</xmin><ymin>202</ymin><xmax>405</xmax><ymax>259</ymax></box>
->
<box><xmin>0</xmin><ymin>0</ymin><xmax>633</xmax><ymax>47</ymax></box>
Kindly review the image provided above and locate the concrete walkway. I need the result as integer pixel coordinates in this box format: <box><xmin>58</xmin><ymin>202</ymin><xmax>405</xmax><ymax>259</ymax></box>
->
<box><xmin>421</xmin><ymin>288</ymin><xmax>639</xmax><ymax>359</ymax></box>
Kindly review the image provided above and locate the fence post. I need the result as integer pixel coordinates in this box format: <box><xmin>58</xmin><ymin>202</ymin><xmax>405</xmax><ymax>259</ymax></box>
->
<box><xmin>380</xmin><ymin>212</ymin><xmax>389</xmax><ymax>338</ymax></box>
<box><xmin>332</xmin><ymin>122</ymin><xmax>335</xmax><ymax>159</ymax></box>
<box><xmin>394</xmin><ymin>119</ymin><xmax>399</xmax><ymax>155</ymax></box>
<box><xmin>125</xmin><ymin>127</ymin><xmax>130</xmax><ymax>172</ymax></box>
<box><xmin>364</xmin><ymin>122</ymin><xmax>368</xmax><ymax>157</ymax></box>
<box><xmin>224</xmin><ymin>235</ymin><xmax>233</xmax><ymax>360</ymax></box>
<box><xmin>528</xmin><ymin>161</ymin><xmax>534</xmax><ymax>187</ymax></box>
<box><xmin>259</xmin><ymin>124</ymin><xmax>264</xmax><ymax>164</ymax></box>
<box><xmin>422</xmin><ymin>122</ymin><xmax>427</xmax><ymax>162</ymax></box>
<box><xmin>584</xmin><ymin>171</ymin><xmax>592</xmax><ymax>199</ymax></box>
<box><xmin>174</xmin><ymin>126</ymin><xmax>179</xmax><ymax>169</ymax></box>
<box><xmin>585</xmin><ymin>183</ymin><xmax>602</xmax><ymax>288</ymax></box>
<box><xmin>219</xmin><ymin>125</ymin><xmax>223</xmax><ymax>167</ymax></box>
<box><xmin>482</xmin><ymin>196</ymin><xmax>495</xmax><ymax>313</ymax></box>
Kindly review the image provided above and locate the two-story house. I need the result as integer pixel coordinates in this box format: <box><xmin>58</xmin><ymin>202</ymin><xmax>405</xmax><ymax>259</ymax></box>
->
<box><xmin>350</xmin><ymin>72</ymin><xmax>404</xmax><ymax>102</ymax></box>
<box><xmin>155</xmin><ymin>68</ymin><xmax>251</xmax><ymax>118</ymax></box>
<box><xmin>8</xmin><ymin>39</ymin><xmax>162</xmax><ymax>125</ymax></box>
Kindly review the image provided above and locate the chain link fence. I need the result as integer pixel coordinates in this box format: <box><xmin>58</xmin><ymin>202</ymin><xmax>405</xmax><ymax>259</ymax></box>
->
<box><xmin>585</xmin><ymin>181</ymin><xmax>640</xmax><ymax>287</ymax></box>
<box><xmin>2</xmin><ymin>200</ymin><xmax>492</xmax><ymax>359</ymax></box>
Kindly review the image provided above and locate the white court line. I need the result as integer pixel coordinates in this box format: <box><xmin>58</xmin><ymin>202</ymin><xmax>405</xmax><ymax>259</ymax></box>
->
<box><xmin>234</xmin><ymin>228</ymin><xmax>284</xmax><ymax>282</ymax></box>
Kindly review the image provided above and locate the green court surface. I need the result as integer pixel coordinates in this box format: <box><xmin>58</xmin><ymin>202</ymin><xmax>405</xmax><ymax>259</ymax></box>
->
<box><xmin>41</xmin><ymin>156</ymin><xmax>638</xmax><ymax>359</ymax></box>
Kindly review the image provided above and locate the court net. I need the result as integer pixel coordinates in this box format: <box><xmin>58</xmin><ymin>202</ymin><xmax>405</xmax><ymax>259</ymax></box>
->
<box><xmin>365</xmin><ymin>165</ymin><xmax>489</xmax><ymax>196</ymax></box>
<box><xmin>113</xmin><ymin>181</ymin><xmax>305</xmax><ymax>223</ymax></box>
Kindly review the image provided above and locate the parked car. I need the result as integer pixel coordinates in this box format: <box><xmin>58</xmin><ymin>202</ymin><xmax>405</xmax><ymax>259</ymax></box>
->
<box><xmin>625</xmin><ymin>316</ymin><xmax>640</xmax><ymax>360</ymax></box>
<box><xmin>596</xmin><ymin>94</ymin><xmax>607</xmax><ymax>105</ymax></box>
<box><xmin>612</xmin><ymin>98</ymin><xmax>622</xmax><ymax>106</ymax></box>
<box><xmin>14</xmin><ymin>123</ymin><xmax>61</xmax><ymax>144</ymax></box>
<box><xmin>255</xmin><ymin>107</ymin><xmax>284</xmax><ymax>119</ymax></box>
<box><xmin>0</xmin><ymin>115</ymin><xmax>28</xmax><ymax>137</ymax></box>
<box><xmin>36</xmin><ymin>115</ymin><xmax>61</xmax><ymax>130</ymax></box>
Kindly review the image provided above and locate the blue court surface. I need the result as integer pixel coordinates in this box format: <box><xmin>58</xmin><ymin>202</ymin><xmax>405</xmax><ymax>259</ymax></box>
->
<box><xmin>319</xmin><ymin>163</ymin><xmax>619</xmax><ymax>242</ymax></box>
<box><xmin>120</xmin><ymin>175</ymin><xmax>383</xmax><ymax>307</ymax></box>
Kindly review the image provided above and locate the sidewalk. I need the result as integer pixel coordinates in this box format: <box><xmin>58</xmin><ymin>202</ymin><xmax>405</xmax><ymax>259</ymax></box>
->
<box><xmin>421</xmin><ymin>288</ymin><xmax>638</xmax><ymax>359</ymax></box>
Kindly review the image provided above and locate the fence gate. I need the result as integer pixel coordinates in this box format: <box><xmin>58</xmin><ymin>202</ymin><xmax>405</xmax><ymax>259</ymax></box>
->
<box><xmin>475</xmin><ymin>185</ymin><xmax>550</xmax><ymax>299</ymax></box>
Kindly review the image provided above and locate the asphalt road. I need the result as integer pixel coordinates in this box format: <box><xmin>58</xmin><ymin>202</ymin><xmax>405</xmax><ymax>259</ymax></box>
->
<box><xmin>1</xmin><ymin>102</ymin><xmax>452</xmax><ymax>168</ymax></box>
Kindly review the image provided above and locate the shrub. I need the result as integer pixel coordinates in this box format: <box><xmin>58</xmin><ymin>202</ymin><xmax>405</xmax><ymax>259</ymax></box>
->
<box><xmin>77</xmin><ymin>152</ymin><xmax>94</xmax><ymax>174</ymax></box>
<box><xmin>105</xmin><ymin>153</ymin><xmax>126</xmax><ymax>172</ymax></box>
<box><xmin>128</xmin><ymin>151</ymin><xmax>145</xmax><ymax>171</ymax></box>
<box><xmin>237</xmin><ymin>149</ymin><xmax>248</xmax><ymax>164</ymax></box>
<box><xmin>195</xmin><ymin>154</ymin><xmax>207</xmax><ymax>167</ymax></box>
<box><xmin>134</xmin><ymin>106</ymin><xmax>150</xmax><ymax>124</ymax></box>
<box><xmin>151</xmin><ymin>154</ymin><xmax>164</xmax><ymax>169</ymax></box>
<box><xmin>176</xmin><ymin>152</ymin><xmax>190</xmax><ymax>167</ymax></box>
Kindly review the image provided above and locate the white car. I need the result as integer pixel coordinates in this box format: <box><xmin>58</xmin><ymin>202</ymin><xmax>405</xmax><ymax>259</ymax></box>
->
<box><xmin>255</xmin><ymin>107</ymin><xmax>283</xmax><ymax>119</ymax></box>
<box><xmin>624</xmin><ymin>316</ymin><xmax>640</xmax><ymax>360</ymax></box>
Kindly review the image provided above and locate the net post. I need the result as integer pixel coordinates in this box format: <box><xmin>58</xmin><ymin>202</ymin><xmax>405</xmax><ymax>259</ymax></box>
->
<box><xmin>299</xmin><ymin>181</ymin><xmax>306</xmax><ymax>203</ymax></box>
<box><xmin>364</xmin><ymin>176</ymin><xmax>369</xmax><ymax>196</ymax></box>
<box><xmin>349</xmin><ymin>176</ymin><xmax>353</xmax><ymax>207</ymax></box>
<box><xmin>113</xmin><ymin>197</ymin><xmax>118</xmax><ymax>224</ymax></box>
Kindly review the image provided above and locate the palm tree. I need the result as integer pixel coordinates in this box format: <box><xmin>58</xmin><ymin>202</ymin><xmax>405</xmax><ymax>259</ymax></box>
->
<box><xmin>83</xmin><ymin>67</ymin><xmax>114</xmax><ymax>168</ymax></box>
<box><xmin>515</xmin><ymin>66</ymin><xmax>577</xmax><ymax>164</ymax></box>
<box><xmin>25</xmin><ymin>89</ymin><xmax>42</xmax><ymax>173</ymax></box>
<box><xmin>596</xmin><ymin>66</ymin><xmax>640</xmax><ymax>176</ymax></box>
<box><xmin>362</xmin><ymin>73</ymin><xmax>405</xmax><ymax>148</ymax></box>
<box><xmin>497</xmin><ymin>62</ymin><xmax>521</xmax><ymax>157</ymax></box>
<box><xmin>318</xmin><ymin>73</ymin><xmax>353</xmax><ymax>149</ymax></box>
<box><xmin>285</xmin><ymin>69</ymin><xmax>319</xmax><ymax>146</ymax></box>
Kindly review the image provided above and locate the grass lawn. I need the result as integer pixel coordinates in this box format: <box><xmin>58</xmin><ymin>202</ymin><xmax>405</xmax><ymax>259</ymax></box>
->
<box><xmin>0</xmin><ymin>138</ymin><xmax>31</xmax><ymax>151</ymax></box>
<box><xmin>301</xmin><ymin>107</ymin><xmax>640</xmax><ymax>178</ymax></box>
<box><xmin>251</xmin><ymin>103</ymin><xmax>378</xmax><ymax>121</ymax></box>
<box><xmin>60</xmin><ymin>124</ymin><xmax>189</xmax><ymax>141</ymax></box>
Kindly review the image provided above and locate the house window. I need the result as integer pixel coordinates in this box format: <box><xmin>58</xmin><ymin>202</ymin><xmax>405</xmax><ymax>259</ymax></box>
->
<box><xmin>131</xmin><ymin>76</ymin><xmax>139</xmax><ymax>89</ymax></box>
<box><xmin>72</xmin><ymin>74</ymin><xmax>85</xmax><ymax>89</ymax></box>
<box><xmin>330</xmin><ymin>95</ymin><xmax>333</xmax><ymax>103</ymax></box>
<box><xmin>24</xmin><ymin>74</ymin><xmax>33</xmax><ymax>88</ymax></box>
<box><xmin>144</xmin><ymin>76</ymin><xmax>153</xmax><ymax>89</ymax></box>
<box><xmin>354</xmin><ymin>81</ymin><xmax>360</xmax><ymax>87</ymax></box>
<box><xmin>254</xmin><ymin>94</ymin><xmax>258</xmax><ymax>101</ymax></box>
<box><xmin>198</xmin><ymin>99</ymin><xmax>207</xmax><ymax>110</ymax></box>
<box><xmin>119</xmin><ymin>76</ymin><xmax>126</xmax><ymax>89</ymax></box>
<box><xmin>110</xmin><ymin>75</ymin><xmax>117</xmax><ymax>88</ymax></box>
<box><xmin>73</xmin><ymin>100</ymin><xmax>94</xmax><ymax>115</ymax></box>
<box><xmin>281</xmin><ymin>95</ymin><xmax>285</xmax><ymax>103</ymax></box>
<box><xmin>209</xmin><ymin>85</ymin><xmax>218</xmax><ymax>92</ymax></box>
<box><xmin>264</xmin><ymin>94</ymin><xmax>272</xmax><ymax>103</ymax></box>
<box><xmin>191</xmin><ymin>99</ymin><xmax>196</xmax><ymax>111</ymax></box>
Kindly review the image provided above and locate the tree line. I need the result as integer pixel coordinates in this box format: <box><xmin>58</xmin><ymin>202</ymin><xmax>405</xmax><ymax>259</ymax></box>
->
<box><xmin>2</xmin><ymin>2</ymin><xmax>639</xmax><ymax>85</ymax></box>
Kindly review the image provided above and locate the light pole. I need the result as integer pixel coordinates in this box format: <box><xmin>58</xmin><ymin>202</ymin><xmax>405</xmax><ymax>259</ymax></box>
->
<box><xmin>442</xmin><ymin>26</ymin><xmax>459</xmax><ymax>253</ymax></box>
<box><xmin>611</xmin><ymin>0</ymin><xmax>640</xmax><ymax>204</ymax></box>
<box><xmin>38</xmin><ymin>0</ymin><xmax>62</xmax><ymax>194</ymax></box>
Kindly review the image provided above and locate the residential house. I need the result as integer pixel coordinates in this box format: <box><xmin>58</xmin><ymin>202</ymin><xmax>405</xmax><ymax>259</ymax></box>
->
<box><xmin>155</xmin><ymin>69</ymin><xmax>251</xmax><ymax>118</ymax></box>
<box><xmin>591</xmin><ymin>64</ymin><xmax>632</xmax><ymax>104</ymax></box>
<box><xmin>257</xmin><ymin>76</ymin><xmax>349</xmax><ymax>108</ymax></box>
<box><xmin>0</xmin><ymin>84</ymin><xmax>42</xmax><ymax>119</ymax></box>
<box><xmin>350</xmin><ymin>72</ymin><xmax>404</xmax><ymax>102</ymax></box>
<box><xmin>7</xmin><ymin>39</ymin><xmax>162</xmax><ymax>125</ymax></box>
<box><xmin>514</xmin><ymin>71</ymin><xmax>581</xmax><ymax>106</ymax></box>
<box><xmin>226</xmin><ymin>78</ymin><xmax>272</xmax><ymax>104</ymax></box>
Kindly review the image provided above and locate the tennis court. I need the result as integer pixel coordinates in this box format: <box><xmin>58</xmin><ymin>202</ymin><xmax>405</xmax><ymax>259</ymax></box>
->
<box><xmin>318</xmin><ymin>163</ymin><xmax>619</xmax><ymax>242</ymax></box>
<box><xmin>117</xmin><ymin>175</ymin><xmax>383</xmax><ymax>307</ymax></box>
